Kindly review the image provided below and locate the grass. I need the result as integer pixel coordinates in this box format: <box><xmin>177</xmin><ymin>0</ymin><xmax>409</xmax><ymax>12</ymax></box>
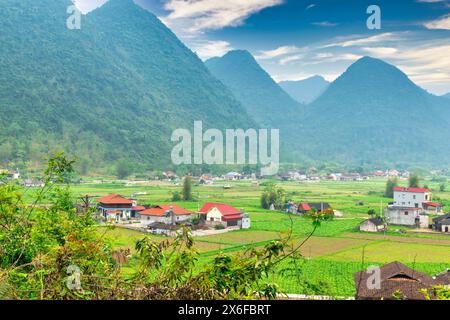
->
<box><xmin>82</xmin><ymin>177</ymin><xmax>450</xmax><ymax>295</ymax></box>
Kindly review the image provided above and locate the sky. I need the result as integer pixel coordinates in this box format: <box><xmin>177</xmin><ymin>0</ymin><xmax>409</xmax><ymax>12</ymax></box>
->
<box><xmin>75</xmin><ymin>0</ymin><xmax>450</xmax><ymax>95</ymax></box>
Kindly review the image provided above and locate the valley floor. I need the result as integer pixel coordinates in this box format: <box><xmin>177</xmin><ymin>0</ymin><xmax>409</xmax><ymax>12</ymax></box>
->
<box><xmin>29</xmin><ymin>177</ymin><xmax>450</xmax><ymax>298</ymax></box>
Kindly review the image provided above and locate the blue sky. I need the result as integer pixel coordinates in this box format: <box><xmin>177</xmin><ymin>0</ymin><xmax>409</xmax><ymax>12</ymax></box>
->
<box><xmin>76</xmin><ymin>0</ymin><xmax>450</xmax><ymax>94</ymax></box>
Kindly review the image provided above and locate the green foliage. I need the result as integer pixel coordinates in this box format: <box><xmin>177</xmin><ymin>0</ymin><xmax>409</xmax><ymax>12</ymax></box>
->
<box><xmin>182</xmin><ymin>176</ymin><xmax>193</xmax><ymax>201</ymax></box>
<box><xmin>295</xmin><ymin>57</ymin><xmax>450</xmax><ymax>167</ymax></box>
<box><xmin>260</xmin><ymin>183</ymin><xmax>286</xmax><ymax>210</ymax></box>
<box><xmin>440</xmin><ymin>183</ymin><xmax>446</xmax><ymax>192</ymax></box>
<box><xmin>385</xmin><ymin>177</ymin><xmax>398</xmax><ymax>198</ymax></box>
<box><xmin>2</xmin><ymin>155</ymin><xmax>332</xmax><ymax>300</ymax></box>
<box><xmin>0</xmin><ymin>0</ymin><xmax>255</xmax><ymax>173</ymax></box>
<box><xmin>115</xmin><ymin>160</ymin><xmax>133</xmax><ymax>179</ymax></box>
<box><xmin>409</xmin><ymin>175</ymin><xmax>421</xmax><ymax>188</ymax></box>
<box><xmin>171</xmin><ymin>191</ymin><xmax>182</xmax><ymax>202</ymax></box>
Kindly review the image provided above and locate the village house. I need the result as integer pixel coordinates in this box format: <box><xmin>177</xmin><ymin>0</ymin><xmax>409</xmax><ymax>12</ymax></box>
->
<box><xmin>393</xmin><ymin>187</ymin><xmax>433</xmax><ymax>209</ymax></box>
<box><xmin>385</xmin><ymin>187</ymin><xmax>443</xmax><ymax>228</ymax></box>
<box><xmin>199</xmin><ymin>175</ymin><xmax>213</xmax><ymax>185</ymax></box>
<box><xmin>385</xmin><ymin>207</ymin><xmax>429</xmax><ymax>228</ymax></box>
<box><xmin>139</xmin><ymin>204</ymin><xmax>194</xmax><ymax>226</ymax></box>
<box><xmin>432</xmin><ymin>214</ymin><xmax>450</xmax><ymax>233</ymax></box>
<box><xmin>163</xmin><ymin>171</ymin><xmax>178</xmax><ymax>180</ymax></box>
<box><xmin>296</xmin><ymin>202</ymin><xmax>335</xmax><ymax>216</ymax></box>
<box><xmin>224</xmin><ymin>172</ymin><xmax>243</xmax><ymax>180</ymax></box>
<box><xmin>423</xmin><ymin>201</ymin><xmax>444</xmax><ymax>214</ymax></box>
<box><xmin>199</xmin><ymin>203</ymin><xmax>249</xmax><ymax>229</ymax></box>
<box><xmin>354</xmin><ymin>261</ymin><xmax>448</xmax><ymax>300</ymax></box>
<box><xmin>359</xmin><ymin>217</ymin><xmax>387</xmax><ymax>233</ymax></box>
<box><xmin>297</xmin><ymin>203</ymin><xmax>311</xmax><ymax>214</ymax></box>
<box><xmin>96</xmin><ymin>194</ymin><xmax>134</xmax><ymax>223</ymax></box>
<box><xmin>22</xmin><ymin>178</ymin><xmax>44</xmax><ymax>187</ymax></box>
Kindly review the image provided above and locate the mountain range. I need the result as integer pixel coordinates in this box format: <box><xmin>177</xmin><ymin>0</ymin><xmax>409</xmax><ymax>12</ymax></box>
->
<box><xmin>1</xmin><ymin>0</ymin><xmax>449</xmax><ymax>172</ymax></box>
<box><xmin>279</xmin><ymin>76</ymin><xmax>330</xmax><ymax>104</ymax></box>
<box><xmin>296</xmin><ymin>56</ymin><xmax>450</xmax><ymax>166</ymax></box>
<box><xmin>0</xmin><ymin>0</ymin><xmax>254</xmax><ymax>173</ymax></box>
<box><xmin>205</xmin><ymin>50</ymin><xmax>302</xmax><ymax>128</ymax></box>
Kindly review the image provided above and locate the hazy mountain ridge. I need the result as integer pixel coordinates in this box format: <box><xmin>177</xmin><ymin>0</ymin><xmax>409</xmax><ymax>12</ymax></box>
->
<box><xmin>205</xmin><ymin>50</ymin><xmax>303</xmax><ymax>127</ymax></box>
<box><xmin>294</xmin><ymin>57</ymin><xmax>450</xmax><ymax>166</ymax></box>
<box><xmin>279</xmin><ymin>76</ymin><xmax>330</xmax><ymax>104</ymax></box>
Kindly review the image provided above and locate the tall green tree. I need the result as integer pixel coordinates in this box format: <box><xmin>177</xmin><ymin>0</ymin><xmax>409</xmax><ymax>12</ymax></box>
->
<box><xmin>409</xmin><ymin>175</ymin><xmax>420</xmax><ymax>188</ymax></box>
<box><xmin>385</xmin><ymin>177</ymin><xmax>399</xmax><ymax>198</ymax></box>
<box><xmin>182</xmin><ymin>176</ymin><xmax>193</xmax><ymax>201</ymax></box>
<box><xmin>116</xmin><ymin>160</ymin><xmax>133</xmax><ymax>179</ymax></box>
<box><xmin>261</xmin><ymin>183</ymin><xmax>286</xmax><ymax>210</ymax></box>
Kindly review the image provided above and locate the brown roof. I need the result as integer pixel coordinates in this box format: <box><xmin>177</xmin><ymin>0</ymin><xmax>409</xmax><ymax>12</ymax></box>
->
<box><xmin>434</xmin><ymin>270</ymin><xmax>450</xmax><ymax>286</ymax></box>
<box><xmin>97</xmin><ymin>194</ymin><xmax>133</xmax><ymax>205</ymax></box>
<box><xmin>355</xmin><ymin>261</ymin><xmax>435</xmax><ymax>300</ymax></box>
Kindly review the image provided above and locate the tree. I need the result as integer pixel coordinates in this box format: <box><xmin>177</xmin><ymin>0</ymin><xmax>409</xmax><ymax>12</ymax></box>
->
<box><xmin>1</xmin><ymin>155</ymin><xmax>330</xmax><ymax>300</ymax></box>
<box><xmin>409</xmin><ymin>175</ymin><xmax>420</xmax><ymax>188</ymax></box>
<box><xmin>182</xmin><ymin>176</ymin><xmax>193</xmax><ymax>201</ymax></box>
<box><xmin>116</xmin><ymin>160</ymin><xmax>133</xmax><ymax>179</ymax></box>
<box><xmin>385</xmin><ymin>177</ymin><xmax>398</xmax><ymax>198</ymax></box>
<box><xmin>260</xmin><ymin>183</ymin><xmax>286</xmax><ymax>210</ymax></box>
<box><xmin>440</xmin><ymin>183</ymin><xmax>446</xmax><ymax>192</ymax></box>
<box><xmin>367</xmin><ymin>209</ymin><xmax>376</xmax><ymax>217</ymax></box>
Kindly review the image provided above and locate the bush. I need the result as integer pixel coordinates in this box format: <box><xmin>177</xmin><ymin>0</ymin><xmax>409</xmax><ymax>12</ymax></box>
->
<box><xmin>214</xmin><ymin>224</ymin><xmax>226</xmax><ymax>230</ymax></box>
<box><xmin>171</xmin><ymin>191</ymin><xmax>182</xmax><ymax>202</ymax></box>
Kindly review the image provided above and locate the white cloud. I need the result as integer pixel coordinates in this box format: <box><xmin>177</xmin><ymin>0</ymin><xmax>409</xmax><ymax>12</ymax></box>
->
<box><xmin>279</xmin><ymin>54</ymin><xmax>304</xmax><ymax>65</ymax></box>
<box><xmin>255</xmin><ymin>46</ymin><xmax>301</xmax><ymax>60</ymax></box>
<box><xmin>424</xmin><ymin>14</ymin><xmax>450</xmax><ymax>30</ymax></box>
<box><xmin>324</xmin><ymin>33</ymin><xmax>400</xmax><ymax>48</ymax></box>
<box><xmin>362</xmin><ymin>47</ymin><xmax>399</xmax><ymax>57</ymax></box>
<box><xmin>163</xmin><ymin>0</ymin><xmax>283</xmax><ymax>33</ymax></box>
<box><xmin>191</xmin><ymin>40</ymin><xmax>233</xmax><ymax>60</ymax></box>
<box><xmin>306</xmin><ymin>4</ymin><xmax>316</xmax><ymax>10</ymax></box>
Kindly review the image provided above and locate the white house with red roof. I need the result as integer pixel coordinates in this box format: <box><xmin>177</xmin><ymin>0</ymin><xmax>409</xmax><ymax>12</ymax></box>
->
<box><xmin>393</xmin><ymin>187</ymin><xmax>433</xmax><ymax>209</ymax></box>
<box><xmin>385</xmin><ymin>187</ymin><xmax>443</xmax><ymax>227</ymax></box>
<box><xmin>97</xmin><ymin>194</ymin><xmax>135</xmax><ymax>223</ymax></box>
<box><xmin>139</xmin><ymin>204</ymin><xmax>194</xmax><ymax>226</ymax></box>
<box><xmin>199</xmin><ymin>203</ymin><xmax>248</xmax><ymax>228</ymax></box>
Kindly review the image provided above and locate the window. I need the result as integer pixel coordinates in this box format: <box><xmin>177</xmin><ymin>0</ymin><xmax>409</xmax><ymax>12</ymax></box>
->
<box><xmin>404</xmin><ymin>211</ymin><xmax>409</xmax><ymax>216</ymax></box>
<box><xmin>413</xmin><ymin>195</ymin><xmax>416</xmax><ymax>200</ymax></box>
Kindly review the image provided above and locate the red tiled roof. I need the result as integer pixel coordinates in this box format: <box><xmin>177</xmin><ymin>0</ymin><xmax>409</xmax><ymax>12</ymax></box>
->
<box><xmin>97</xmin><ymin>194</ymin><xmax>133</xmax><ymax>205</ymax></box>
<box><xmin>199</xmin><ymin>203</ymin><xmax>241</xmax><ymax>216</ymax></box>
<box><xmin>222</xmin><ymin>214</ymin><xmax>244</xmax><ymax>221</ymax></box>
<box><xmin>299</xmin><ymin>203</ymin><xmax>311</xmax><ymax>211</ymax></box>
<box><xmin>393</xmin><ymin>187</ymin><xmax>430</xmax><ymax>193</ymax></box>
<box><xmin>423</xmin><ymin>202</ymin><xmax>442</xmax><ymax>208</ymax></box>
<box><xmin>131</xmin><ymin>206</ymin><xmax>146</xmax><ymax>211</ymax></box>
<box><xmin>139</xmin><ymin>204</ymin><xmax>193</xmax><ymax>216</ymax></box>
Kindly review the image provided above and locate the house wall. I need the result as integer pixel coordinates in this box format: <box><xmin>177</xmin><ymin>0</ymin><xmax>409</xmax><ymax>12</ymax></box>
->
<box><xmin>360</xmin><ymin>221</ymin><xmax>378</xmax><ymax>232</ymax></box>
<box><xmin>242</xmin><ymin>217</ymin><xmax>251</xmax><ymax>229</ymax></box>
<box><xmin>442</xmin><ymin>224</ymin><xmax>450</xmax><ymax>233</ymax></box>
<box><xmin>394</xmin><ymin>191</ymin><xmax>431</xmax><ymax>209</ymax></box>
<box><xmin>385</xmin><ymin>208</ymin><xmax>426</xmax><ymax>226</ymax></box>
<box><xmin>140</xmin><ymin>214</ymin><xmax>192</xmax><ymax>226</ymax></box>
<box><xmin>206</xmin><ymin>207</ymin><xmax>224</xmax><ymax>223</ymax></box>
